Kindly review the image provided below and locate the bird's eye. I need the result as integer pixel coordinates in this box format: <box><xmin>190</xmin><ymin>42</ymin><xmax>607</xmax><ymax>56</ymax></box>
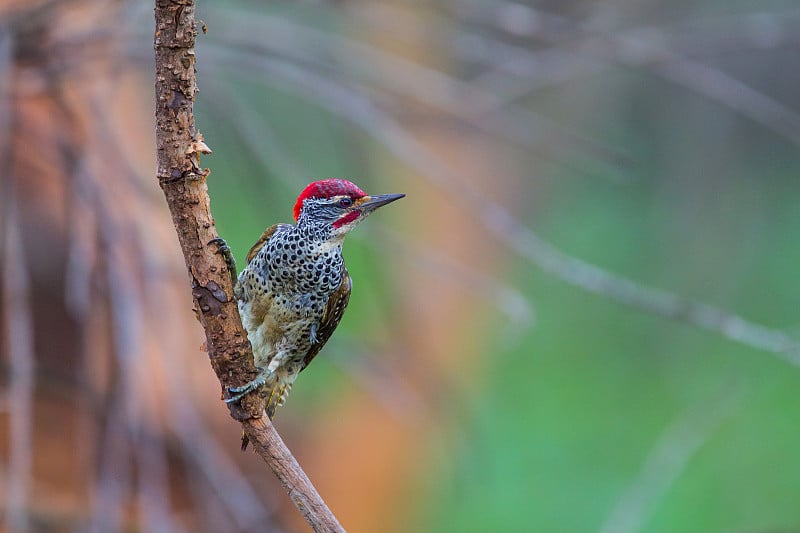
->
<box><xmin>338</xmin><ymin>198</ymin><xmax>353</xmax><ymax>208</ymax></box>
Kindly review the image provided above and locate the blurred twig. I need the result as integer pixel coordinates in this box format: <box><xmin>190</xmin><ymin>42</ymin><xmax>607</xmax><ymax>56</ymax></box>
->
<box><xmin>154</xmin><ymin>2</ymin><xmax>344</xmax><ymax>531</ymax></box>
<box><xmin>652</xmin><ymin>56</ymin><xmax>800</xmax><ymax>145</ymax></box>
<box><xmin>202</xmin><ymin>50</ymin><xmax>800</xmax><ymax>364</ymax></box>
<box><xmin>599</xmin><ymin>387</ymin><xmax>741</xmax><ymax>533</ymax></box>
<box><xmin>458</xmin><ymin>4</ymin><xmax>800</xmax><ymax>146</ymax></box>
<box><xmin>101</xmin><ymin>209</ymin><xmax>184</xmax><ymax>533</ymax></box>
<box><xmin>86</xmin><ymin>391</ymin><xmax>130</xmax><ymax>533</ymax></box>
<box><xmin>1</xmin><ymin>29</ymin><xmax>33</xmax><ymax>524</ymax></box>
<box><xmin>200</xmin><ymin>77</ymin><xmax>303</xmax><ymax>192</ymax></box>
<box><xmin>2</xmin><ymin>195</ymin><xmax>35</xmax><ymax>533</ymax></box>
<box><xmin>373</xmin><ymin>226</ymin><xmax>534</xmax><ymax>327</ymax></box>
<box><xmin>195</xmin><ymin>7</ymin><xmax>627</xmax><ymax>168</ymax></box>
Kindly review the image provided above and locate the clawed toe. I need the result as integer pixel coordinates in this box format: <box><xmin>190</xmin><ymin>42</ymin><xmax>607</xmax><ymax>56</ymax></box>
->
<box><xmin>228</xmin><ymin>382</ymin><xmax>252</xmax><ymax>394</ymax></box>
<box><xmin>225</xmin><ymin>389</ymin><xmax>251</xmax><ymax>404</ymax></box>
<box><xmin>225</xmin><ymin>382</ymin><xmax>256</xmax><ymax>403</ymax></box>
<box><xmin>224</xmin><ymin>371</ymin><xmax>271</xmax><ymax>404</ymax></box>
<box><xmin>208</xmin><ymin>237</ymin><xmax>237</xmax><ymax>286</ymax></box>
<box><xmin>208</xmin><ymin>237</ymin><xmax>233</xmax><ymax>257</ymax></box>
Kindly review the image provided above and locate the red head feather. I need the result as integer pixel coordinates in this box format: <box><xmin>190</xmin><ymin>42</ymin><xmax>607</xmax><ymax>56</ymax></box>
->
<box><xmin>293</xmin><ymin>179</ymin><xmax>367</xmax><ymax>221</ymax></box>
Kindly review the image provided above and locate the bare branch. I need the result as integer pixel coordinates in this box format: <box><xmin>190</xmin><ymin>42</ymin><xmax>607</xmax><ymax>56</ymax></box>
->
<box><xmin>153</xmin><ymin>1</ymin><xmax>344</xmax><ymax>531</ymax></box>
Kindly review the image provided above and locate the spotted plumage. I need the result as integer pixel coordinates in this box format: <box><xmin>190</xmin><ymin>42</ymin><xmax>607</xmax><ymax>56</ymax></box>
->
<box><xmin>219</xmin><ymin>179</ymin><xmax>404</xmax><ymax>425</ymax></box>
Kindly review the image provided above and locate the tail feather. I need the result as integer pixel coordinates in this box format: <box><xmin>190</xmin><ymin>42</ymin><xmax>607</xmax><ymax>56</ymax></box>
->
<box><xmin>265</xmin><ymin>385</ymin><xmax>282</xmax><ymax>418</ymax></box>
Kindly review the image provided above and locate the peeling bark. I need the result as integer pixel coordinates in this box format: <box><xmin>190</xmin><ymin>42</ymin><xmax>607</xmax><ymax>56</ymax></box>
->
<box><xmin>154</xmin><ymin>0</ymin><xmax>259</xmax><ymax>420</ymax></box>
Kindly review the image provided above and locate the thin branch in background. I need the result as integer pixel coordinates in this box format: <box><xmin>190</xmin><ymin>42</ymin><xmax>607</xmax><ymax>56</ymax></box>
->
<box><xmin>63</xmin><ymin>154</ymin><xmax>108</xmax><ymax>532</ymax></box>
<box><xmin>85</xmin><ymin>97</ymin><xmax>164</xmax><ymax>205</ymax></box>
<box><xmin>64</xmin><ymin>156</ymin><xmax>97</xmax><ymax>323</ymax></box>
<box><xmin>104</xmin><ymin>236</ymin><xmax>179</xmax><ymax>533</ymax></box>
<box><xmin>2</xmin><ymin>198</ymin><xmax>35</xmax><ymax>533</ymax></box>
<box><xmin>466</xmin><ymin>3</ymin><xmax>800</xmax><ymax>57</ymax></box>
<box><xmin>74</xmin><ymin>101</ymin><xmax>183</xmax><ymax>533</ymax></box>
<box><xmin>658</xmin><ymin>9</ymin><xmax>800</xmax><ymax>53</ymax></box>
<box><xmin>350</xmin><ymin>3</ymin><xmax>800</xmax><ymax>158</ymax></box>
<box><xmin>200</xmin><ymin>78</ymin><xmax>304</xmax><ymax>190</ymax></box>
<box><xmin>66</xmin><ymin>141</ymin><xmax>180</xmax><ymax>532</ymax></box>
<box><xmin>135</xmin><ymin>431</ymin><xmax>186</xmax><ymax>533</ymax></box>
<box><xmin>63</xmin><ymin>152</ymin><xmax>110</xmax><ymax>531</ymax></box>
<box><xmin>457</xmin><ymin>34</ymin><xmax>604</xmax><ymax>107</ymax></box>
<box><xmin>196</xmin><ymin>8</ymin><xmax>626</xmax><ymax>168</ymax></box>
<box><xmin>457</xmin><ymin>5</ymin><xmax>800</xmax><ymax>147</ymax></box>
<box><xmin>373</xmin><ymin>225</ymin><xmax>534</xmax><ymax>328</ymax></box>
<box><xmin>182</xmin><ymin>462</ymin><xmax>238</xmax><ymax>533</ymax></box>
<box><xmin>653</xmin><ymin>56</ymin><xmax>800</xmax><ymax>145</ymax></box>
<box><xmin>57</xmin><ymin>90</ymin><xmax>159</xmax><ymax>529</ymax></box>
<box><xmin>480</xmin><ymin>206</ymin><xmax>800</xmax><ymax>361</ymax></box>
<box><xmin>53</xmin><ymin>123</ymin><xmax>109</xmax><ymax>530</ymax></box>
<box><xmin>1</xmin><ymin>28</ymin><xmax>33</xmax><ymax>525</ymax></box>
<box><xmin>326</xmin><ymin>221</ymin><xmax>536</xmax><ymax>421</ymax></box>
<box><xmin>84</xmin><ymin>201</ymin><xmax>139</xmax><ymax>533</ymax></box>
<box><xmin>86</xmin><ymin>392</ymin><xmax>130</xmax><ymax>533</ymax></box>
<box><xmin>81</xmin><ymin>64</ymin><xmax>186</xmax><ymax>530</ymax></box>
<box><xmin>599</xmin><ymin>387</ymin><xmax>741</xmax><ymax>533</ymax></box>
<box><xmin>203</xmin><ymin>50</ymin><xmax>800</xmax><ymax>363</ymax></box>
<box><xmin>331</xmin><ymin>346</ymin><xmax>430</xmax><ymax>422</ymax></box>
<box><xmin>0</xmin><ymin>23</ymin><xmax>12</xmax><ymax>162</ymax></box>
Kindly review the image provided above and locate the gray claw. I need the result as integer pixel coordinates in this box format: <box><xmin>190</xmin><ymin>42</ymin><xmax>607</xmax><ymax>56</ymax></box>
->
<box><xmin>310</xmin><ymin>323</ymin><xmax>319</xmax><ymax>344</ymax></box>
<box><xmin>225</xmin><ymin>370</ymin><xmax>270</xmax><ymax>404</ymax></box>
<box><xmin>225</xmin><ymin>389</ymin><xmax>250</xmax><ymax>404</ymax></box>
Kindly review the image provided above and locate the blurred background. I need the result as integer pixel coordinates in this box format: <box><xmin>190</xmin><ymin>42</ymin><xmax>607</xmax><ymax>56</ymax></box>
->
<box><xmin>2</xmin><ymin>0</ymin><xmax>800</xmax><ymax>531</ymax></box>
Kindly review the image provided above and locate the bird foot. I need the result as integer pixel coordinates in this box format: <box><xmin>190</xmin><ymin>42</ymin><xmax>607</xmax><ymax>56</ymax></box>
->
<box><xmin>309</xmin><ymin>323</ymin><xmax>319</xmax><ymax>344</ymax></box>
<box><xmin>208</xmin><ymin>237</ymin><xmax>237</xmax><ymax>287</ymax></box>
<box><xmin>225</xmin><ymin>369</ymin><xmax>272</xmax><ymax>404</ymax></box>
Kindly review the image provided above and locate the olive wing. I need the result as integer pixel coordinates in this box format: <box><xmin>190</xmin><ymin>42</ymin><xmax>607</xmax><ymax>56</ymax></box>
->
<box><xmin>302</xmin><ymin>266</ymin><xmax>352</xmax><ymax>370</ymax></box>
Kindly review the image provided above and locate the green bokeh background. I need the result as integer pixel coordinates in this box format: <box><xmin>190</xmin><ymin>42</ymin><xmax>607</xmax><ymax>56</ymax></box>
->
<box><xmin>196</xmin><ymin>1</ymin><xmax>800</xmax><ymax>531</ymax></box>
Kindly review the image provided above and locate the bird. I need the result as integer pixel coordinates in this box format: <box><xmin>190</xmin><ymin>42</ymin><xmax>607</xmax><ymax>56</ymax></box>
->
<box><xmin>210</xmin><ymin>179</ymin><xmax>404</xmax><ymax>424</ymax></box>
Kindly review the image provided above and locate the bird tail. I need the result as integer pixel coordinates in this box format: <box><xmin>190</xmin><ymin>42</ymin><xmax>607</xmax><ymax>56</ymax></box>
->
<box><xmin>266</xmin><ymin>382</ymin><xmax>293</xmax><ymax>417</ymax></box>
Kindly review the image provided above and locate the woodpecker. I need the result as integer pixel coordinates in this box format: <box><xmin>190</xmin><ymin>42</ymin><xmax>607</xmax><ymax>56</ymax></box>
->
<box><xmin>211</xmin><ymin>179</ymin><xmax>404</xmax><ymax>421</ymax></box>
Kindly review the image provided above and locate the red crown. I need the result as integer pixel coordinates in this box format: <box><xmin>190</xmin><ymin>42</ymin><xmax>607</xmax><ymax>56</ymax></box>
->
<box><xmin>293</xmin><ymin>179</ymin><xmax>366</xmax><ymax>221</ymax></box>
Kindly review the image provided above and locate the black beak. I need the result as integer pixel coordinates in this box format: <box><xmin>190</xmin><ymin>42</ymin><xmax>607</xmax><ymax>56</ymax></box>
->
<box><xmin>359</xmin><ymin>193</ymin><xmax>405</xmax><ymax>214</ymax></box>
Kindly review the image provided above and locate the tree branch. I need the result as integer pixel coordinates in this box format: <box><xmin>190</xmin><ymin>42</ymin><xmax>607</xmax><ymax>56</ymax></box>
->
<box><xmin>153</xmin><ymin>1</ymin><xmax>344</xmax><ymax>531</ymax></box>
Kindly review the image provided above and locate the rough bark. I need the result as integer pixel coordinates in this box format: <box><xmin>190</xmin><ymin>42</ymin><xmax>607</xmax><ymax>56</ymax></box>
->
<box><xmin>153</xmin><ymin>1</ymin><xmax>345</xmax><ymax>531</ymax></box>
